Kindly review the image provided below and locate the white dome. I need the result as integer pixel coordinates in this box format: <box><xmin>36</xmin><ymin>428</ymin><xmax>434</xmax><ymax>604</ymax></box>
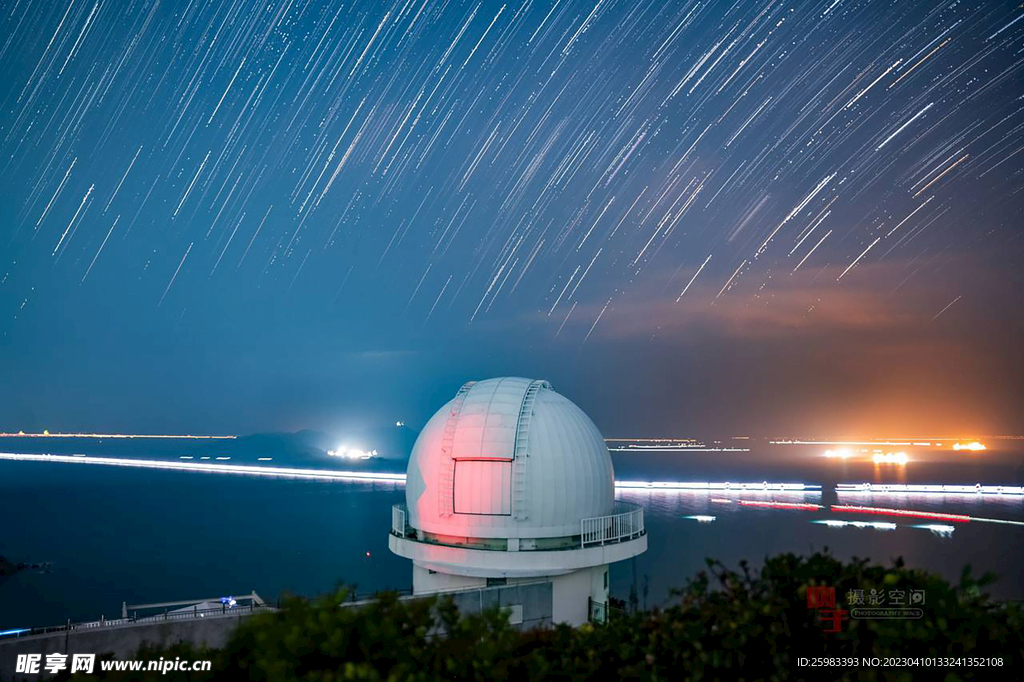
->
<box><xmin>405</xmin><ymin>377</ymin><xmax>615</xmax><ymax>539</ymax></box>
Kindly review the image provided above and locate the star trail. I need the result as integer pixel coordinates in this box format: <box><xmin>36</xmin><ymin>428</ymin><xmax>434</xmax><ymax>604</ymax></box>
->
<box><xmin>0</xmin><ymin>0</ymin><xmax>1022</xmax><ymax>434</ymax></box>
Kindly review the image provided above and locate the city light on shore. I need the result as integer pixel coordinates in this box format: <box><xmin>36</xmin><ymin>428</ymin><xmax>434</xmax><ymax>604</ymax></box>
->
<box><xmin>327</xmin><ymin>447</ymin><xmax>377</xmax><ymax>460</ymax></box>
<box><xmin>616</xmin><ymin>481</ymin><xmax>820</xmax><ymax>491</ymax></box>
<box><xmin>872</xmin><ymin>451</ymin><xmax>909</xmax><ymax>465</ymax></box>
<box><xmin>837</xmin><ymin>483</ymin><xmax>1024</xmax><ymax>496</ymax></box>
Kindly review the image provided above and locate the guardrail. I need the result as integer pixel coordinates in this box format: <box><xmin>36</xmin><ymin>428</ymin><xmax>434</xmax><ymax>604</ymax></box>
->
<box><xmin>0</xmin><ymin>603</ymin><xmax>274</xmax><ymax>641</ymax></box>
<box><xmin>393</xmin><ymin>502</ymin><xmax>644</xmax><ymax>550</ymax></box>
<box><xmin>581</xmin><ymin>502</ymin><xmax>645</xmax><ymax>548</ymax></box>
<box><xmin>588</xmin><ymin>597</ymin><xmax>627</xmax><ymax>623</ymax></box>
<box><xmin>392</xmin><ymin>503</ymin><xmax>408</xmax><ymax>538</ymax></box>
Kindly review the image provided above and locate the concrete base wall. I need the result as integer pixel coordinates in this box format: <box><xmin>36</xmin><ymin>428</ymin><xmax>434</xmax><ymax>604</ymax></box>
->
<box><xmin>550</xmin><ymin>565</ymin><xmax>606</xmax><ymax>626</ymax></box>
<box><xmin>0</xmin><ymin>612</ymin><xmax>255</xmax><ymax>682</ymax></box>
<box><xmin>446</xmin><ymin>581</ymin><xmax>552</xmax><ymax>630</ymax></box>
<box><xmin>413</xmin><ymin>563</ymin><xmax>486</xmax><ymax>593</ymax></box>
<box><xmin>414</xmin><ymin>563</ymin><xmax>606</xmax><ymax>627</ymax></box>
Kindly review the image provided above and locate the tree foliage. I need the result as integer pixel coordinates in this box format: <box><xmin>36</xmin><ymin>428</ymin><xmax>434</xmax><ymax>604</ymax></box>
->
<box><xmin>69</xmin><ymin>552</ymin><xmax>1023</xmax><ymax>681</ymax></box>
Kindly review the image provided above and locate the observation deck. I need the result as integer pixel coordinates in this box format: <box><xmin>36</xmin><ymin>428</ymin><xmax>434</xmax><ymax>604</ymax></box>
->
<box><xmin>389</xmin><ymin>501</ymin><xmax>647</xmax><ymax>578</ymax></box>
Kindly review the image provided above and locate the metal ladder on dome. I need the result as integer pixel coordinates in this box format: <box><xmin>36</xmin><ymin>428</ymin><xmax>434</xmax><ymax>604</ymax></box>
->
<box><xmin>438</xmin><ymin>382</ymin><xmax>474</xmax><ymax>517</ymax></box>
<box><xmin>512</xmin><ymin>381</ymin><xmax>544</xmax><ymax>521</ymax></box>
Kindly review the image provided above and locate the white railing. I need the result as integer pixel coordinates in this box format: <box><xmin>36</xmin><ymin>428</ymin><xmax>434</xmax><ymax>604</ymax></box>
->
<box><xmin>0</xmin><ymin>605</ymin><xmax>274</xmax><ymax>640</ymax></box>
<box><xmin>580</xmin><ymin>502</ymin><xmax>644</xmax><ymax>547</ymax></box>
<box><xmin>392</xmin><ymin>504</ymin><xmax>407</xmax><ymax>538</ymax></box>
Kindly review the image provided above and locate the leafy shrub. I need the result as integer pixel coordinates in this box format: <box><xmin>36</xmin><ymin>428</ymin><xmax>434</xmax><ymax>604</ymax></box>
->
<box><xmin>69</xmin><ymin>552</ymin><xmax>1023</xmax><ymax>681</ymax></box>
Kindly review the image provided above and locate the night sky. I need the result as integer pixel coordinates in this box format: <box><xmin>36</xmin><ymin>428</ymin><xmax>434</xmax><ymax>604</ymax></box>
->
<box><xmin>1</xmin><ymin>0</ymin><xmax>1022</xmax><ymax>438</ymax></box>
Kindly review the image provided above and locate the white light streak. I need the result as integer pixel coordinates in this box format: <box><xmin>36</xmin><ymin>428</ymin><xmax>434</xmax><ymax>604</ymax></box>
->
<box><xmin>837</xmin><ymin>237</ymin><xmax>880</xmax><ymax>281</ymax></box>
<box><xmin>876</xmin><ymin>103</ymin><xmax>934</xmax><ymax>150</ymax></box>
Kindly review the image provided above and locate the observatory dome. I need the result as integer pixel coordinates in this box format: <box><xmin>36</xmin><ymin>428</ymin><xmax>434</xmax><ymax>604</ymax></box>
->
<box><xmin>405</xmin><ymin>377</ymin><xmax>615</xmax><ymax>540</ymax></box>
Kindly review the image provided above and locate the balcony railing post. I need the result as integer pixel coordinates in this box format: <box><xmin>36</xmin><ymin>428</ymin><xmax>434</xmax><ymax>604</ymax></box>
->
<box><xmin>392</xmin><ymin>504</ymin><xmax>408</xmax><ymax>538</ymax></box>
<box><xmin>580</xmin><ymin>503</ymin><xmax>644</xmax><ymax>548</ymax></box>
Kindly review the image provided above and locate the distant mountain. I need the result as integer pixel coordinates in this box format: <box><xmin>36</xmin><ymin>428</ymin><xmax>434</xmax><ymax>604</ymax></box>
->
<box><xmin>0</xmin><ymin>555</ymin><xmax>23</xmax><ymax>577</ymax></box>
<box><xmin>230</xmin><ymin>430</ymin><xmax>331</xmax><ymax>460</ymax></box>
<box><xmin>232</xmin><ymin>424</ymin><xmax>418</xmax><ymax>461</ymax></box>
<box><xmin>0</xmin><ymin>556</ymin><xmax>25</xmax><ymax>586</ymax></box>
<box><xmin>355</xmin><ymin>424</ymin><xmax>419</xmax><ymax>461</ymax></box>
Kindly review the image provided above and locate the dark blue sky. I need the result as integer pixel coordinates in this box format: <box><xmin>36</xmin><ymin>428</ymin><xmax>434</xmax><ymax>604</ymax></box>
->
<box><xmin>1</xmin><ymin>0</ymin><xmax>1022</xmax><ymax>437</ymax></box>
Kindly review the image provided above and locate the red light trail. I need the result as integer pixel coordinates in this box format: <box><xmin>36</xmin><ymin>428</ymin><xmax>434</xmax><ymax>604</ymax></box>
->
<box><xmin>831</xmin><ymin>504</ymin><xmax>970</xmax><ymax>523</ymax></box>
<box><xmin>738</xmin><ymin>500</ymin><xmax>822</xmax><ymax>510</ymax></box>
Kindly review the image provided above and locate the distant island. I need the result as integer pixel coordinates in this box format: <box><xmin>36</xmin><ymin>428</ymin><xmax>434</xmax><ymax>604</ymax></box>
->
<box><xmin>0</xmin><ymin>555</ymin><xmax>51</xmax><ymax>585</ymax></box>
<box><xmin>0</xmin><ymin>556</ymin><xmax>26</xmax><ymax>583</ymax></box>
<box><xmin>0</xmin><ymin>425</ymin><xmax>419</xmax><ymax>467</ymax></box>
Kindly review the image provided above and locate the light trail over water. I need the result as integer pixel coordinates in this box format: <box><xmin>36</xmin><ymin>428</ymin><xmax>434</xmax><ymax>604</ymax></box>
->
<box><xmin>0</xmin><ymin>432</ymin><xmax>236</xmax><ymax>439</ymax></box>
<box><xmin>0</xmin><ymin>453</ymin><xmax>405</xmax><ymax>483</ymax></box>
<box><xmin>0</xmin><ymin>453</ymin><xmax>820</xmax><ymax>492</ymax></box>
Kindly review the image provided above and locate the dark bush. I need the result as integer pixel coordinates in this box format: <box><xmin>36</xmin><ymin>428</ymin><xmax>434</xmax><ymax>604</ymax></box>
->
<box><xmin>71</xmin><ymin>552</ymin><xmax>1022</xmax><ymax>681</ymax></box>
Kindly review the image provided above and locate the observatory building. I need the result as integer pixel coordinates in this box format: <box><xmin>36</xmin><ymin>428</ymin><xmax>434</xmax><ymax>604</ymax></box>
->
<box><xmin>389</xmin><ymin>377</ymin><xmax>646</xmax><ymax>626</ymax></box>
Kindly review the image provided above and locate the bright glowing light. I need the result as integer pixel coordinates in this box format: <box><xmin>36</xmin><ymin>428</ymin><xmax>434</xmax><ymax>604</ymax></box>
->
<box><xmin>738</xmin><ymin>500</ymin><xmax>822</xmax><ymax>510</ymax></box>
<box><xmin>850</xmin><ymin>521</ymin><xmax>896</xmax><ymax>530</ymax></box>
<box><xmin>823</xmin><ymin>448</ymin><xmax>853</xmax><ymax>459</ymax></box>
<box><xmin>710</xmin><ymin>498</ymin><xmax>733</xmax><ymax>504</ymax></box>
<box><xmin>837</xmin><ymin>483</ymin><xmax>1024</xmax><ymax>496</ymax></box>
<box><xmin>871</xmin><ymin>451</ymin><xmax>908</xmax><ymax>465</ymax></box>
<box><xmin>966</xmin><ymin>515</ymin><xmax>1024</xmax><ymax>527</ymax></box>
<box><xmin>772</xmin><ymin>439</ymin><xmax>919</xmax><ymax>446</ymax></box>
<box><xmin>831</xmin><ymin>504</ymin><xmax>970</xmax><ymax>522</ymax></box>
<box><xmin>685</xmin><ymin>515</ymin><xmax>716</xmax><ymax>522</ymax></box>
<box><xmin>327</xmin><ymin>446</ymin><xmax>378</xmax><ymax>460</ymax></box>
<box><xmin>812</xmin><ymin>519</ymin><xmax>896</xmax><ymax>530</ymax></box>
<box><xmin>952</xmin><ymin>441</ymin><xmax>986</xmax><ymax>451</ymax></box>
<box><xmin>396</xmin><ymin>421</ymin><xmax>405</xmax><ymax>427</ymax></box>
<box><xmin>913</xmin><ymin>524</ymin><xmax>955</xmax><ymax>536</ymax></box>
<box><xmin>0</xmin><ymin>628</ymin><xmax>30</xmax><ymax>637</ymax></box>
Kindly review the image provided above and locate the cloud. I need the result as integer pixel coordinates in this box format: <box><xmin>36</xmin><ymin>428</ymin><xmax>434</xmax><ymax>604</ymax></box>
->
<box><xmin>557</xmin><ymin>260</ymin><xmax>928</xmax><ymax>343</ymax></box>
